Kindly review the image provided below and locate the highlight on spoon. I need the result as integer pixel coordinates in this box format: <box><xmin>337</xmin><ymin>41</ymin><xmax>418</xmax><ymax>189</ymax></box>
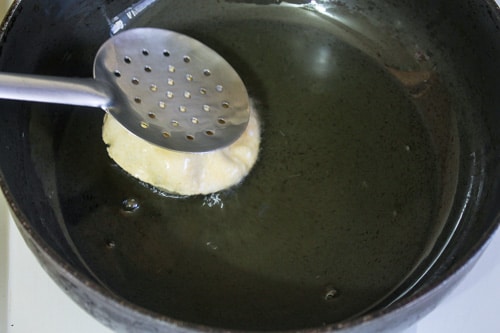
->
<box><xmin>94</xmin><ymin>28</ymin><xmax>250</xmax><ymax>152</ymax></box>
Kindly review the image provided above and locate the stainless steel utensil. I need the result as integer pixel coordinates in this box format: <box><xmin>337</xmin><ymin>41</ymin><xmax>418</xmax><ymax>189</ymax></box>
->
<box><xmin>0</xmin><ymin>27</ymin><xmax>250</xmax><ymax>152</ymax></box>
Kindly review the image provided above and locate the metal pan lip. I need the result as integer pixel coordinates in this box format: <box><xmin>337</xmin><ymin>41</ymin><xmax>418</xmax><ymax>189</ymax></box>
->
<box><xmin>0</xmin><ymin>0</ymin><xmax>499</xmax><ymax>331</ymax></box>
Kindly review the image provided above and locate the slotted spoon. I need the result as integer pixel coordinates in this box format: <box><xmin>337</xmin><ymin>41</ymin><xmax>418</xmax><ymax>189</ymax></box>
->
<box><xmin>0</xmin><ymin>28</ymin><xmax>250</xmax><ymax>152</ymax></box>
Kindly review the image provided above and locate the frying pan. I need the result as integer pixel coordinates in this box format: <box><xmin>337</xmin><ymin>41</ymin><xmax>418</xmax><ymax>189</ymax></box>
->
<box><xmin>0</xmin><ymin>0</ymin><xmax>499</xmax><ymax>332</ymax></box>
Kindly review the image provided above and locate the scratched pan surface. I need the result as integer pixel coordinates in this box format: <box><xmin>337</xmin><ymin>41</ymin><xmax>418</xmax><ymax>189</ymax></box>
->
<box><xmin>0</xmin><ymin>0</ymin><xmax>499</xmax><ymax>332</ymax></box>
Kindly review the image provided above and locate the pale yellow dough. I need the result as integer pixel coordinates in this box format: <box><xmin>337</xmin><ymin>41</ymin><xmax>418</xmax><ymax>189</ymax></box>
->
<box><xmin>102</xmin><ymin>107</ymin><xmax>261</xmax><ymax>195</ymax></box>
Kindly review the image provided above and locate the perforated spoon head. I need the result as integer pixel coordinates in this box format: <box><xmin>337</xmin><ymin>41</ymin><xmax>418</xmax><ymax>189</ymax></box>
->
<box><xmin>94</xmin><ymin>28</ymin><xmax>250</xmax><ymax>153</ymax></box>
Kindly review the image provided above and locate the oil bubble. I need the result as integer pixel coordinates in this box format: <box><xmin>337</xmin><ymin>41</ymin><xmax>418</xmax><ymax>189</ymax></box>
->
<box><xmin>324</xmin><ymin>286</ymin><xmax>339</xmax><ymax>301</ymax></box>
<box><xmin>122</xmin><ymin>198</ymin><xmax>140</xmax><ymax>212</ymax></box>
<box><xmin>105</xmin><ymin>240</ymin><xmax>116</xmax><ymax>249</ymax></box>
<box><xmin>206</xmin><ymin>241</ymin><xmax>219</xmax><ymax>250</ymax></box>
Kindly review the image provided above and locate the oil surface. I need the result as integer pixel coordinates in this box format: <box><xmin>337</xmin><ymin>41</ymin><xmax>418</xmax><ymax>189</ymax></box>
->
<box><xmin>50</xmin><ymin>1</ymin><xmax>443</xmax><ymax>330</ymax></box>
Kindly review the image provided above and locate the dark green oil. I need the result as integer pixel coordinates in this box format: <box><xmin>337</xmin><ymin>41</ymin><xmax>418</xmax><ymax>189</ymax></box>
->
<box><xmin>46</xmin><ymin>2</ymin><xmax>447</xmax><ymax>330</ymax></box>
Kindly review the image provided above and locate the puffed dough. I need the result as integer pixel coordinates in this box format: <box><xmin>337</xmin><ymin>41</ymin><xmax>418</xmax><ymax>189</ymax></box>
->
<box><xmin>102</xmin><ymin>106</ymin><xmax>261</xmax><ymax>195</ymax></box>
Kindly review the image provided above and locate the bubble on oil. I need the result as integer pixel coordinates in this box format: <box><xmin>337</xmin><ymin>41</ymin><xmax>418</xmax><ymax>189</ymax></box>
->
<box><xmin>202</xmin><ymin>193</ymin><xmax>224</xmax><ymax>208</ymax></box>
<box><xmin>105</xmin><ymin>239</ymin><xmax>116</xmax><ymax>249</ymax></box>
<box><xmin>206</xmin><ymin>241</ymin><xmax>219</xmax><ymax>250</ymax></box>
<box><xmin>121</xmin><ymin>198</ymin><xmax>140</xmax><ymax>212</ymax></box>
<box><xmin>324</xmin><ymin>286</ymin><xmax>339</xmax><ymax>302</ymax></box>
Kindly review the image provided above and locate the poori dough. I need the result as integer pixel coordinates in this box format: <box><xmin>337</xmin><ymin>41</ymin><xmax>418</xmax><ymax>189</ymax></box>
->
<box><xmin>102</xmin><ymin>105</ymin><xmax>261</xmax><ymax>196</ymax></box>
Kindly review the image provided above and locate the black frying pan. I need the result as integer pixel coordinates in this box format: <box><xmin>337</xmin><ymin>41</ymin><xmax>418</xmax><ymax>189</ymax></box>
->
<box><xmin>0</xmin><ymin>0</ymin><xmax>499</xmax><ymax>332</ymax></box>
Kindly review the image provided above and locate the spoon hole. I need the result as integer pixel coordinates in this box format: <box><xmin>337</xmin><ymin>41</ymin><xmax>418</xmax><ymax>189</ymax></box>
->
<box><xmin>124</xmin><ymin>56</ymin><xmax>132</xmax><ymax>64</ymax></box>
<box><xmin>142</xmin><ymin>49</ymin><xmax>149</xmax><ymax>56</ymax></box>
<box><xmin>114</xmin><ymin>70</ymin><xmax>121</xmax><ymax>78</ymax></box>
<box><xmin>163</xmin><ymin>50</ymin><xmax>171</xmax><ymax>57</ymax></box>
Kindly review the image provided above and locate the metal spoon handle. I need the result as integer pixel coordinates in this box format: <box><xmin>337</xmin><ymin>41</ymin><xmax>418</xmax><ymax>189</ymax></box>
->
<box><xmin>0</xmin><ymin>73</ymin><xmax>111</xmax><ymax>108</ymax></box>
